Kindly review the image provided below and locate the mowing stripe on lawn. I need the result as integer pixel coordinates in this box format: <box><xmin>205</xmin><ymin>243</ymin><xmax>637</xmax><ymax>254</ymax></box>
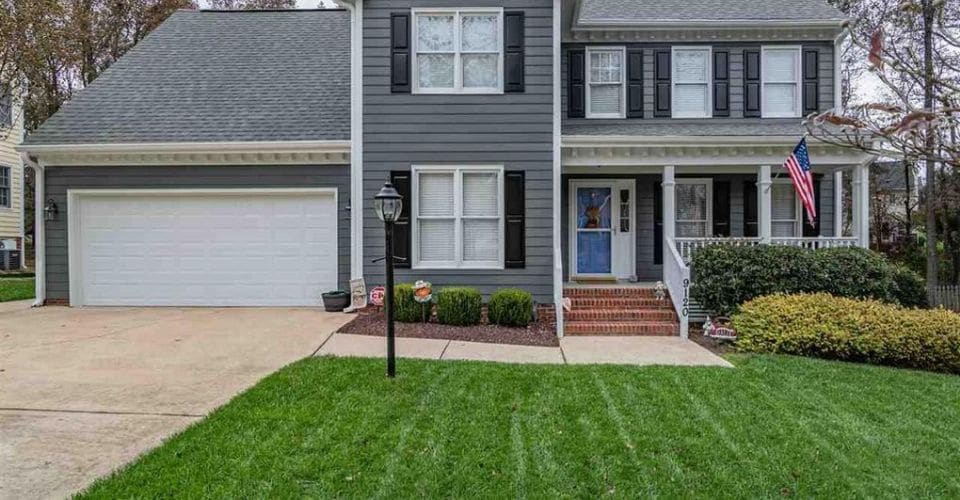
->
<box><xmin>509</xmin><ymin>409</ymin><xmax>527</xmax><ymax>499</ymax></box>
<box><xmin>592</xmin><ymin>371</ymin><xmax>654</xmax><ymax>496</ymax></box>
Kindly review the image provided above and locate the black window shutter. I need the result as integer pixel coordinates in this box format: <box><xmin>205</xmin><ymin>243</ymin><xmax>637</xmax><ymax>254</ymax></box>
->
<box><xmin>567</xmin><ymin>49</ymin><xmax>585</xmax><ymax>118</ymax></box>
<box><xmin>626</xmin><ymin>49</ymin><xmax>644</xmax><ymax>118</ymax></box>
<box><xmin>390</xmin><ymin>13</ymin><xmax>411</xmax><ymax>93</ymax></box>
<box><xmin>743</xmin><ymin>49</ymin><xmax>761</xmax><ymax>117</ymax></box>
<box><xmin>654</xmin><ymin>181</ymin><xmax>663</xmax><ymax>265</ymax></box>
<box><xmin>743</xmin><ymin>180</ymin><xmax>758</xmax><ymax>237</ymax></box>
<box><xmin>504</xmin><ymin>12</ymin><xmax>525</xmax><ymax>93</ymax></box>
<box><xmin>713</xmin><ymin>51</ymin><xmax>730</xmax><ymax>117</ymax></box>
<box><xmin>803</xmin><ymin>175</ymin><xmax>822</xmax><ymax>237</ymax></box>
<box><xmin>390</xmin><ymin>171</ymin><xmax>412</xmax><ymax>267</ymax></box>
<box><xmin>654</xmin><ymin>50</ymin><xmax>671</xmax><ymax>117</ymax></box>
<box><xmin>802</xmin><ymin>49</ymin><xmax>819</xmax><ymax>115</ymax></box>
<box><xmin>504</xmin><ymin>171</ymin><xmax>526</xmax><ymax>268</ymax></box>
<box><xmin>713</xmin><ymin>181</ymin><xmax>731</xmax><ymax>237</ymax></box>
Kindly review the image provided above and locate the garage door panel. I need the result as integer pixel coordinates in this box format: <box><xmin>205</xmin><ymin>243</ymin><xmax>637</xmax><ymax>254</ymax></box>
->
<box><xmin>75</xmin><ymin>192</ymin><xmax>338</xmax><ymax>306</ymax></box>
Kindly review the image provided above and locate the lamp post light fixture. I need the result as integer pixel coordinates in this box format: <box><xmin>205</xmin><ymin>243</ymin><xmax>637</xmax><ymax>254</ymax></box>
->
<box><xmin>374</xmin><ymin>181</ymin><xmax>403</xmax><ymax>378</ymax></box>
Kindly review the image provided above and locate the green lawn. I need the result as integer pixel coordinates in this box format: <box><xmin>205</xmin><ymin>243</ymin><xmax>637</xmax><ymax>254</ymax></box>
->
<box><xmin>81</xmin><ymin>355</ymin><xmax>960</xmax><ymax>499</ymax></box>
<box><xmin>0</xmin><ymin>277</ymin><xmax>34</xmax><ymax>302</ymax></box>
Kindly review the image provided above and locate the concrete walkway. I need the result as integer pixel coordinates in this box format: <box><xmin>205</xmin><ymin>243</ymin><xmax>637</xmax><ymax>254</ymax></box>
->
<box><xmin>317</xmin><ymin>333</ymin><xmax>733</xmax><ymax>367</ymax></box>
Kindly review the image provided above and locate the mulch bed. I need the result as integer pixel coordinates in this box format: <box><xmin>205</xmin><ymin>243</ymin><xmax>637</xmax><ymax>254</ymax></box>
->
<box><xmin>338</xmin><ymin>310</ymin><xmax>559</xmax><ymax>347</ymax></box>
<box><xmin>689</xmin><ymin>325</ymin><xmax>737</xmax><ymax>356</ymax></box>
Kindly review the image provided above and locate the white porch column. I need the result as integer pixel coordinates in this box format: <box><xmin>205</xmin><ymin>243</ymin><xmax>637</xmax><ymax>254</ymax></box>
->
<box><xmin>833</xmin><ymin>170</ymin><xmax>844</xmax><ymax>237</ymax></box>
<box><xmin>853</xmin><ymin>162</ymin><xmax>870</xmax><ymax>248</ymax></box>
<box><xmin>663</xmin><ymin>166</ymin><xmax>676</xmax><ymax>251</ymax></box>
<box><xmin>758</xmin><ymin>165</ymin><xmax>772</xmax><ymax>243</ymax></box>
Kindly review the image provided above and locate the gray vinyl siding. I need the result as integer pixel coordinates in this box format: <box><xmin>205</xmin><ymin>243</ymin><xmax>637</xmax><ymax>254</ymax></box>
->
<box><xmin>561</xmin><ymin>173</ymin><xmax>835</xmax><ymax>282</ymax></box>
<box><xmin>561</xmin><ymin>41</ymin><xmax>834</xmax><ymax>124</ymax></box>
<box><xmin>43</xmin><ymin>165</ymin><xmax>351</xmax><ymax>302</ymax></box>
<box><xmin>362</xmin><ymin>0</ymin><xmax>555</xmax><ymax>301</ymax></box>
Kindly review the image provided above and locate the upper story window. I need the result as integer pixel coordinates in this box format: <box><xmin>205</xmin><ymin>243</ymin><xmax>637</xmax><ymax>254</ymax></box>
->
<box><xmin>0</xmin><ymin>166</ymin><xmax>10</xmax><ymax>208</ymax></box>
<box><xmin>762</xmin><ymin>47</ymin><xmax>802</xmax><ymax>118</ymax></box>
<box><xmin>412</xmin><ymin>8</ymin><xmax>503</xmax><ymax>94</ymax></box>
<box><xmin>672</xmin><ymin>47</ymin><xmax>712</xmax><ymax>118</ymax></box>
<box><xmin>586</xmin><ymin>47</ymin><xmax>625</xmax><ymax>118</ymax></box>
<box><xmin>412</xmin><ymin>165</ymin><xmax>504</xmax><ymax>269</ymax></box>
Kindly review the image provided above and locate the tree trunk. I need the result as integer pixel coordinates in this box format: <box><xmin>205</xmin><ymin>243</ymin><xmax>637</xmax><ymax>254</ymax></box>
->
<box><xmin>923</xmin><ymin>0</ymin><xmax>939</xmax><ymax>300</ymax></box>
<box><xmin>904</xmin><ymin>159</ymin><xmax>912</xmax><ymax>242</ymax></box>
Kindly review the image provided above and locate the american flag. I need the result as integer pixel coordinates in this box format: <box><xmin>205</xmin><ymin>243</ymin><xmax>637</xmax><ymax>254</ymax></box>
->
<box><xmin>783</xmin><ymin>138</ymin><xmax>817</xmax><ymax>225</ymax></box>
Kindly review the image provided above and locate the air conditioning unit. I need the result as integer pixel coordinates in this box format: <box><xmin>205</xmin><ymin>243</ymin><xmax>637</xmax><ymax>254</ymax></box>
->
<box><xmin>0</xmin><ymin>250</ymin><xmax>21</xmax><ymax>270</ymax></box>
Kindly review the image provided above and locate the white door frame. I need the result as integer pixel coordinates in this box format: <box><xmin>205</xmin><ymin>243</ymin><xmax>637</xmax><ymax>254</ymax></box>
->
<box><xmin>568</xmin><ymin>179</ymin><xmax>636</xmax><ymax>280</ymax></box>
<box><xmin>66</xmin><ymin>187</ymin><xmax>337</xmax><ymax>307</ymax></box>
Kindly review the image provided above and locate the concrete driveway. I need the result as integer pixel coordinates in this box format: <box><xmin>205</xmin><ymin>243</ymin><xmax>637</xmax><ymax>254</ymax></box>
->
<box><xmin>0</xmin><ymin>303</ymin><xmax>350</xmax><ymax>500</ymax></box>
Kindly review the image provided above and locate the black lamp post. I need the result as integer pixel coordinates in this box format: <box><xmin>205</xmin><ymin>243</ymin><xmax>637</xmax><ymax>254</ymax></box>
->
<box><xmin>374</xmin><ymin>181</ymin><xmax>403</xmax><ymax>378</ymax></box>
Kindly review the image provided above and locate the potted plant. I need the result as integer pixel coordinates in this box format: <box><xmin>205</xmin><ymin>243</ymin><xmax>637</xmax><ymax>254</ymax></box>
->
<box><xmin>321</xmin><ymin>290</ymin><xmax>350</xmax><ymax>312</ymax></box>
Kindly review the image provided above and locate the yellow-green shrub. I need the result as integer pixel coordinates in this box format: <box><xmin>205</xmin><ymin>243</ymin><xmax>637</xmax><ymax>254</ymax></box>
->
<box><xmin>732</xmin><ymin>293</ymin><xmax>960</xmax><ymax>374</ymax></box>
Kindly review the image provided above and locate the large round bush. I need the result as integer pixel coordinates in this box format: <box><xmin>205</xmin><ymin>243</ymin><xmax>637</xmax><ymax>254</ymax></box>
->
<box><xmin>488</xmin><ymin>288</ymin><xmax>533</xmax><ymax>327</ymax></box>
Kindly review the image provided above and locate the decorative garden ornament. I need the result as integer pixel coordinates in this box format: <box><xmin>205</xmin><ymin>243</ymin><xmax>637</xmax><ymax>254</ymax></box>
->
<box><xmin>654</xmin><ymin>281</ymin><xmax>667</xmax><ymax>301</ymax></box>
<box><xmin>413</xmin><ymin>280</ymin><xmax>433</xmax><ymax>303</ymax></box>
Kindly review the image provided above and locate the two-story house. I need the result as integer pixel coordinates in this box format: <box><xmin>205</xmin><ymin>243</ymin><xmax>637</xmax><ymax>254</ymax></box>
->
<box><xmin>0</xmin><ymin>84</ymin><xmax>25</xmax><ymax>269</ymax></box>
<box><xmin>17</xmin><ymin>1</ymin><xmax>872</xmax><ymax>338</ymax></box>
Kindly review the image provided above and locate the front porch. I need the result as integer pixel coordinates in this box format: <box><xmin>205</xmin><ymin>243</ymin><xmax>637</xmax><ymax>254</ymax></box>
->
<box><xmin>559</xmin><ymin>135</ymin><xmax>873</xmax><ymax>338</ymax></box>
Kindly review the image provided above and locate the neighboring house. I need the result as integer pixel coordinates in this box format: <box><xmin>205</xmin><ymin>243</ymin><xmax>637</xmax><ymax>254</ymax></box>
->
<box><xmin>0</xmin><ymin>84</ymin><xmax>25</xmax><ymax>270</ymax></box>
<box><xmin>870</xmin><ymin>161</ymin><xmax>915</xmax><ymax>248</ymax></box>
<box><xmin>18</xmin><ymin>1</ymin><xmax>874</xmax><ymax>338</ymax></box>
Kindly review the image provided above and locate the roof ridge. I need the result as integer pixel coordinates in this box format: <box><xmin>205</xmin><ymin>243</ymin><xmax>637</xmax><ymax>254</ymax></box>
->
<box><xmin>193</xmin><ymin>8</ymin><xmax>347</xmax><ymax>13</ymax></box>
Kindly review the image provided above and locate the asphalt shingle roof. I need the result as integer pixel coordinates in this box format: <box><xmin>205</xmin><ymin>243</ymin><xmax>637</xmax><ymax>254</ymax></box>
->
<box><xmin>25</xmin><ymin>9</ymin><xmax>350</xmax><ymax>145</ymax></box>
<box><xmin>576</xmin><ymin>0</ymin><xmax>846</xmax><ymax>24</ymax></box>
<box><xmin>563</xmin><ymin>119</ymin><xmax>806</xmax><ymax>137</ymax></box>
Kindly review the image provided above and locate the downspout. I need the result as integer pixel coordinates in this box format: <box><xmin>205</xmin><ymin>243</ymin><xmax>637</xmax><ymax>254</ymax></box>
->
<box><xmin>833</xmin><ymin>26</ymin><xmax>848</xmax><ymax>113</ymax></box>
<box><xmin>20</xmin><ymin>152</ymin><xmax>44</xmax><ymax>307</ymax></box>
<box><xmin>337</xmin><ymin>0</ymin><xmax>364</xmax><ymax>284</ymax></box>
<box><xmin>552</xmin><ymin>0</ymin><xmax>564</xmax><ymax>337</ymax></box>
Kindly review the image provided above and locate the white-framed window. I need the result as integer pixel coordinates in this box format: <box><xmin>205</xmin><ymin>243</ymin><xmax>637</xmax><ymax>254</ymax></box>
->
<box><xmin>586</xmin><ymin>46</ymin><xmax>626</xmax><ymax>119</ymax></box>
<box><xmin>412</xmin><ymin>8</ymin><xmax>503</xmax><ymax>94</ymax></box>
<box><xmin>771</xmin><ymin>180</ymin><xmax>801</xmax><ymax>237</ymax></box>
<box><xmin>672</xmin><ymin>46</ymin><xmax>712</xmax><ymax>118</ymax></box>
<box><xmin>412</xmin><ymin>165</ymin><xmax>504</xmax><ymax>269</ymax></box>
<box><xmin>0</xmin><ymin>166</ymin><xmax>10</xmax><ymax>208</ymax></box>
<box><xmin>761</xmin><ymin>46</ymin><xmax>802</xmax><ymax>118</ymax></box>
<box><xmin>675</xmin><ymin>178</ymin><xmax>712</xmax><ymax>237</ymax></box>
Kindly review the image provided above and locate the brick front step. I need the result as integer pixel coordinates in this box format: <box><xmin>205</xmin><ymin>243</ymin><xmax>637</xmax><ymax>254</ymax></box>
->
<box><xmin>565</xmin><ymin>308</ymin><xmax>677</xmax><ymax>322</ymax></box>
<box><xmin>567</xmin><ymin>297</ymin><xmax>674</xmax><ymax>309</ymax></box>
<box><xmin>564</xmin><ymin>321</ymin><xmax>680</xmax><ymax>336</ymax></box>
<box><xmin>563</xmin><ymin>287</ymin><xmax>661</xmax><ymax>298</ymax></box>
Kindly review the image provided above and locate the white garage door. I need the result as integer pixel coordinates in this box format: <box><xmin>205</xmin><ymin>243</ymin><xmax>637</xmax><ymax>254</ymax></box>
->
<box><xmin>72</xmin><ymin>190</ymin><xmax>338</xmax><ymax>306</ymax></box>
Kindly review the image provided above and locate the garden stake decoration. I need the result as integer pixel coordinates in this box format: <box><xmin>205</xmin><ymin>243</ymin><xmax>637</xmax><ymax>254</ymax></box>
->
<box><xmin>374</xmin><ymin>181</ymin><xmax>403</xmax><ymax>378</ymax></box>
<box><xmin>413</xmin><ymin>280</ymin><xmax>433</xmax><ymax>323</ymax></box>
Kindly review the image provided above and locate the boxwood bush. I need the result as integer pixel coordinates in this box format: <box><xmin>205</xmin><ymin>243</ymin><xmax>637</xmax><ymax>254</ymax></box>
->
<box><xmin>393</xmin><ymin>283</ymin><xmax>425</xmax><ymax>323</ymax></box>
<box><xmin>488</xmin><ymin>288</ymin><xmax>534</xmax><ymax>327</ymax></box>
<box><xmin>691</xmin><ymin>245</ymin><xmax>925</xmax><ymax>315</ymax></box>
<box><xmin>436</xmin><ymin>287</ymin><xmax>483</xmax><ymax>326</ymax></box>
<box><xmin>732</xmin><ymin>293</ymin><xmax>960</xmax><ymax>374</ymax></box>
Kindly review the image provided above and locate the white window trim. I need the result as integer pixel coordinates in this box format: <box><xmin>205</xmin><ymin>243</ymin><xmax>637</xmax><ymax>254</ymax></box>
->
<box><xmin>675</xmin><ymin>178</ymin><xmax>713</xmax><ymax>237</ymax></box>
<box><xmin>760</xmin><ymin>45</ymin><xmax>803</xmax><ymax>118</ymax></box>
<box><xmin>671</xmin><ymin>46</ymin><xmax>712</xmax><ymax>119</ymax></box>
<box><xmin>585</xmin><ymin>46</ymin><xmax>627</xmax><ymax>119</ymax></box>
<box><xmin>411</xmin><ymin>7</ymin><xmax>504</xmax><ymax>95</ymax></box>
<box><xmin>771</xmin><ymin>178</ymin><xmax>802</xmax><ymax>236</ymax></box>
<box><xmin>411</xmin><ymin>165</ymin><xmax>505</xmax><ymax>269</ymax></box>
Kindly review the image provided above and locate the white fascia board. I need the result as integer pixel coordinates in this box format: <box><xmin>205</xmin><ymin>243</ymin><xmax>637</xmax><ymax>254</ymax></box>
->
<box><xmin>573</xmin><ymin>19</ymin><xmax>847</xmax><ymax>30</ymax></box>
<box><xmin>16</xmin><ymin>140</ymin><xmax>351</xmax><ymax>155</ymax></box>
<box><xmin>562</xmin><ymin>135</ymin><xmax>804</xmax><ymax>147</ymax></box>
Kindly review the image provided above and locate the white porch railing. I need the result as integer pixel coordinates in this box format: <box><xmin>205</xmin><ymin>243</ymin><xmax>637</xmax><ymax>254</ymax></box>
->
<box><xmin>664</xmin><ymin>238</ymin><xmax>690</xmax><ymax>339</ymax></box>
<box><xmin>675</xmin><ymin>237</ymin><xmax>762</xmax><ymax>263</ymax></box>
<box><xmin>770</xmin><ymin>237</ymin><xmax>859</xmax><ymax>250</ymax></box>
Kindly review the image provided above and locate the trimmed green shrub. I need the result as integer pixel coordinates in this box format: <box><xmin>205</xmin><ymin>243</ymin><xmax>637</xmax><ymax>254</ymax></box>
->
<box><xmin>436</xmin><ymin>287</ymin><xmax>483</xmax><ymax>326</ymax></box>
<box><xmin>691</xmin><ymin>245</ymin><xmax>925</xmax><ymax>315</ymax></box>
<box><xmin>488</xmin><ymin>288</ymin><xmax>534</xmax><ymax>327</ymax></box>
<box><xmin>892</xmin><ymin>266</ymin><xmax>928</xmax><ymax>308</ymax></box>
<box><xmin>394</xmin><ymin>284</ymin><xmax>425</xmax><ymax>323</ymax></box>
<box><xmin>732</xmin><ymin>293</ymin><xmax>960</xmax><ymax>374</ymax></box>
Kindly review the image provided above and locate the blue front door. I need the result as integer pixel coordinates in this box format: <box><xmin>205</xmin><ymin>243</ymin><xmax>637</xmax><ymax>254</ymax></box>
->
<box><xmin>575</xmin><ymin>186</ymin><xmax>613</xmax><ymax>275</ymax></box>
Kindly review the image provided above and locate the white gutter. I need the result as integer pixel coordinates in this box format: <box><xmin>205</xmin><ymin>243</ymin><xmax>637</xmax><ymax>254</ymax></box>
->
<box><xmin>336</xmin><ymin>0</ymin><xmax>364</xmax><ymax>283</ymax></box>
<box><xmin>19</xmin><ymin>152</ymin><xmax>44</xmax><ymax>307</ymax></box>
<box><xmin>833</xmin><ymin>27</ymin><xmax>849</xmax><ymax>113</ymax></box>
<box><xmin>16</xmin><ymin>140</ymin><xmax>351</xmax><ymax>155</ymax></box>
<box><xmin>573</xmin><ymin>19</ymin><xmax>847</xmax><ymax>30</ymax></box>
<box><xmin>552</xmin><ymin>0</ymin><xmax>564</xmax><ymax>338</ymax></box>
<box><xmin>562</xmin><ymin>135</ymin><xmax>813</xmax><ymax>147</ymax></box>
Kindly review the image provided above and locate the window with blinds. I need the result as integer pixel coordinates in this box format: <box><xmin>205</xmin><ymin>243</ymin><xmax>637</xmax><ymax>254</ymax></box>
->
<box><xmin>676</xmin><ymin>180</ymin><xmax>712</xmax><ymax>237</ymax></box>
<box><xmin>771</xmin><ymin>182</ymin><xmax>800</xmax><ymax>237</ymax></box>
<box><xmin>762</xmin><ymin>47</ymin><xmax>801</xmax><ymax>117</ymax></box>
<box><xmin>672</xmin><ymin>47</ymin><xmax>711</xmax><ymax>118</ymax></box>
<box><xmin>586</xmin><ymin>47</ymin><xmax>625</xmax><ymax>118</ymax></box>
<box><xmin>413</xmin><ymin>166</ymin><xmax>503</xmax><ymax>268</ymax></box>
